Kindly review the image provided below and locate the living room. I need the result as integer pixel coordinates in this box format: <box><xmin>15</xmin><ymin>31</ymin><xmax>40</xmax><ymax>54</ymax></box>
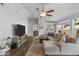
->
<box><xmin>0</xmin><ymin>3</ymin><xmax>79</xmax><ymax>56</ymax></box>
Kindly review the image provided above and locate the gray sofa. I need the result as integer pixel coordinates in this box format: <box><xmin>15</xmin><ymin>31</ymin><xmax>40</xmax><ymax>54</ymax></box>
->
<box><xmin>43</xmin><ymin>41</ymin><xmax>79</xmax><ymax>56</ymax></box>
<box><xmin>43</xmin><ymin>32</ymin><xmax>79</xmax><ymax>56</ymax></box>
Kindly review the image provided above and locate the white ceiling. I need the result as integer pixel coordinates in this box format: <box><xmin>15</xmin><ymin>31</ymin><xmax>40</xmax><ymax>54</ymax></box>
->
<box><xmin>22</xmin><ymin>3</ymin><xmax>79</xmax><ymax>22</ymax></box>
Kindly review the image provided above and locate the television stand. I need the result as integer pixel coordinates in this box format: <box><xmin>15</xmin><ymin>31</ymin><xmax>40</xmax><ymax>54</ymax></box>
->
<box><xmin>17</xmin><ymin>36</ymin><xmax>27</xmax><ymax>47</ymax></box>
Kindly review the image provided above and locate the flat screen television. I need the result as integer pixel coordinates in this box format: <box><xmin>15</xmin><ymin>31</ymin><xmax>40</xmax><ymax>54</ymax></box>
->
<box><xmin>15</xmin><ymin>24</ymin><xmax>25</xmax><ymax>36</ymax></box>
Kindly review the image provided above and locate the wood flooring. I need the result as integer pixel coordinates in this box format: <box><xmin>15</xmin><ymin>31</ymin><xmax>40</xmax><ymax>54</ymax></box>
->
<box><xmin>26</xmin><ymin>37</ymin><xmax>45</xmax><ymax>56</ymax></box>
<box><xmin>4</xmin><ymin>37</ymin><xmax>44</xmax><ymax>56</ymax></box>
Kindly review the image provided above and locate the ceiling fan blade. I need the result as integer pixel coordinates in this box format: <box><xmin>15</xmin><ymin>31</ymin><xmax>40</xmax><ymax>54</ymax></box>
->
<box><xmin>46</xmin><ymin>10</ymin><xmax>54</xmax><ymax>13</ymax></box>
<box><xmin>46</xmin><ymin>14</ymin><xmax>52</xmax><ymax>16</ymax></box>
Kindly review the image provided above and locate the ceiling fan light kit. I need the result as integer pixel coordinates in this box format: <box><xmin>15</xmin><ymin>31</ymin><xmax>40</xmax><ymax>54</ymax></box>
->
<box><xmin>40</xmin><ymin>11</ymin><xmax>46</xmax><ymax>16</ymax></box>
<box><xmin>36</xmin><ymin>3</ymin><xmax>54</xmax><ymax>17</ymax></box>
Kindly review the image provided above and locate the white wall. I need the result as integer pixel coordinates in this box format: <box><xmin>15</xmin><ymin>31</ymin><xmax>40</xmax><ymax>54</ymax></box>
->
<box><xmin>27</xmin><ymin>18</ymin><xmax>38</xmax><ymax>36</ymax></box>
<box><xmin>0</xmin><ymin>4</ymin><xmax>29</xmax><ymax>39</ymax></box>
<box><xmin>38</xmin><ymin>17</ymin><xmax>46</xmax><ymax>36</ymax></box>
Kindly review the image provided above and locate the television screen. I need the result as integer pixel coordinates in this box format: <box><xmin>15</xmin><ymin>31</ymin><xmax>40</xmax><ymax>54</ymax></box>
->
<box><xmin>15</xmin><ymin>24</ymin><xmax>25</xmax><ymax>36</ymax></box>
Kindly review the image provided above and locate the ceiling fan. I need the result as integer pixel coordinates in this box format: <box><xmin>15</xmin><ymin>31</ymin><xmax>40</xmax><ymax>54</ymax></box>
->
<box><xmin>36</xmin><ymin>3</ymin><xmax>54</xmax><ymax>17</ymax></box>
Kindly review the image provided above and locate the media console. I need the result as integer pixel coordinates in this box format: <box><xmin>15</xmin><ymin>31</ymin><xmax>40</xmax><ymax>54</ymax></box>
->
<box><xmin>17</xmin><ymin>34</ymin><xmax>27</xmax><ymax>47</ymax></box>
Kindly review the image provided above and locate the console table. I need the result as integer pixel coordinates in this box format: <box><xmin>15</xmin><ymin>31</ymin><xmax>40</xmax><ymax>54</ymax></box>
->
<box><xmin>4</xmin><ymin>39</ymin><xmax>33</xmax><ymax>56</ymax></box>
